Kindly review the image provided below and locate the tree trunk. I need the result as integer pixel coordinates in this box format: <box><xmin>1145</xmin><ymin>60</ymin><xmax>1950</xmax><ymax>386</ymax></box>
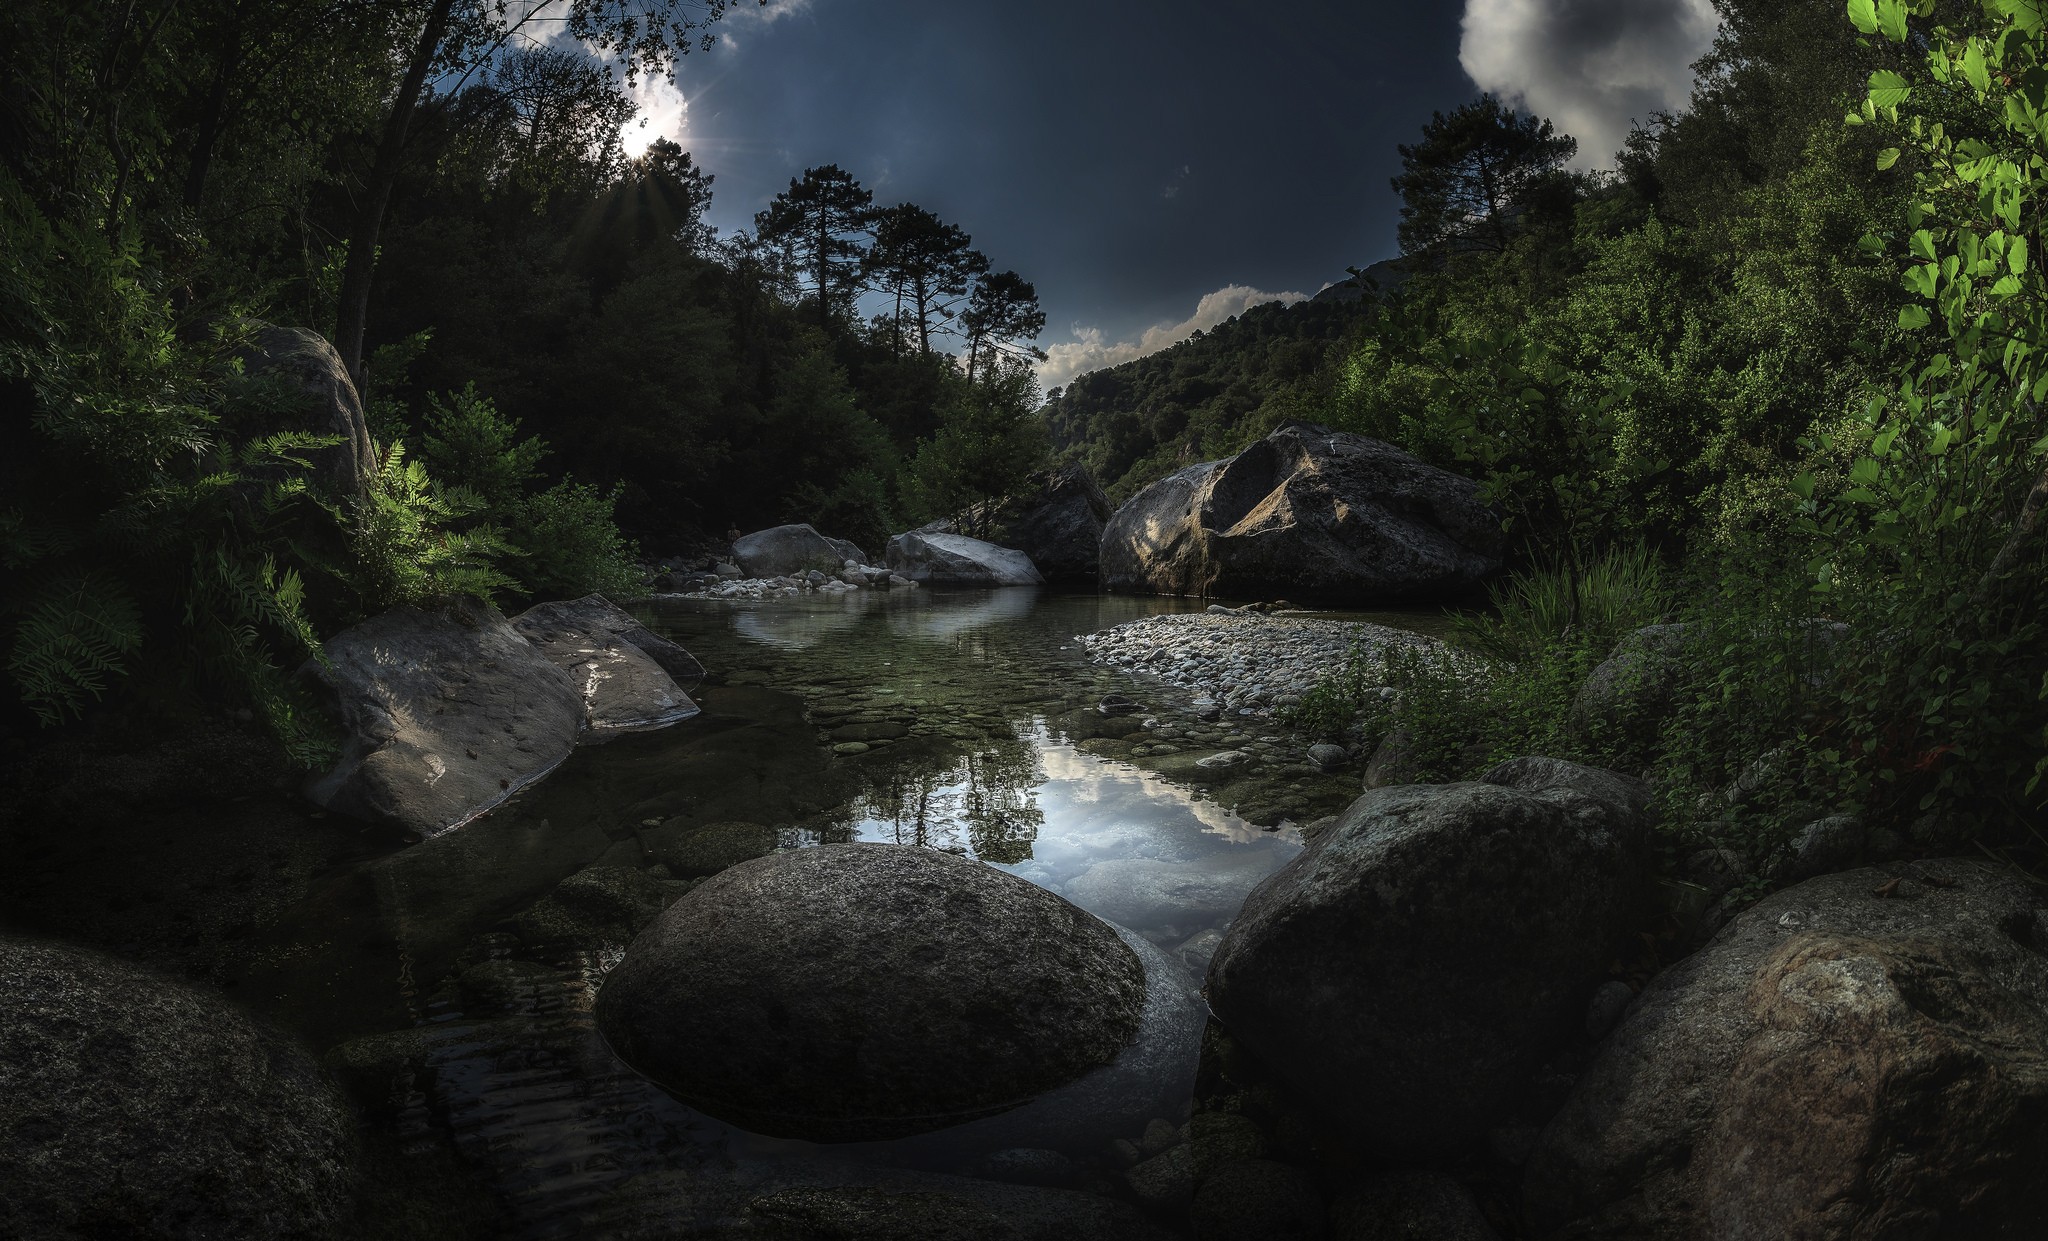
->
<box><xmin>334</xmin><ymin>0</ymin><xmax>456</xmax><ymax>390</ymax></box>
<box><xmin>182</xmin><ymin>10</ymin><xmax>245</xmax><ymax>211</ymax></box>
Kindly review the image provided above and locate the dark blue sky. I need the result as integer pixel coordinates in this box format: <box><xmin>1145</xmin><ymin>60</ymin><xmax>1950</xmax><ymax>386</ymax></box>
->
<box><xmin>629</xmin><ymin>0</ymin><xmax>1714</xmax><ymax>384</ymax></box>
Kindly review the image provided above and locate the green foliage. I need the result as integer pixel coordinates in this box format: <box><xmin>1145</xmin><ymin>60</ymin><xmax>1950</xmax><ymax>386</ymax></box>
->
<box><xmin>512</xmin><ymin>479</ymin><xmax>642</xmax><ymax>601</ymax></box>
<box><xmin>1447</xmin><ymin>545</ymin><xmax>1674</xmax><ymax>664</ymax></box>
<box><xmin>420</xmin><ymin>383</ymin><xmax>548</xmax><ymax>511</ymax></box>
<box><xmin>6</xmin><ymin>572</ymin><xmax>145</xmax><ymax>726</ymax></box>
<box><xmin>900</xmin><ymin>367</ymin><xmax>1052</xmax><ymax>526</ymax></box>
<box><xmin>349</xmin><ymin>442</ymin><xmax>521</xmax><ymax>612</ymax></box>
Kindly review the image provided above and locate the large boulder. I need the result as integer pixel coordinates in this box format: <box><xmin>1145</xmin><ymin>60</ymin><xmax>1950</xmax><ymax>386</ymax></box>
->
<box><xmin>1524</xmin><ymin>858</ymin><xmax>2048</xmax><ymax>1240</ymax></box>
<box><xmin>885</xmin><ymin>530</ymin><xmax>1044</xmax><ymax>586</ymax></box>
<box><xmin>0</xmin><ymin>936</ymin><xmax>358</xmax><ymax>1240</ymax></box>
<box><xmin>732</xmin><ymin>524</ymin><xmax>854</xmax><ymax>578</ymax></box>
<box><xmin>304</xmin><ymin>598</ymin><xmax>584</xmax><ymax>836</ymax></box>
<box><xmin>595</xmin><ymin>843</ymin><xmax>1145</xmax><ymax>1141</ymax></box>
<box><xmin>511</xmin><ymin>595</ymin><xmax>700</xmax><ymax>736</ymax></box>
<box><xmin>920</xmin><ymin>465</ymin><xmax>1114</xmax><ymax>584</ymax></box>
<box><xmin>237</xmin><ymin>325</ymin><xmax>376</xmax><ymax>497</ymax></box>
<box><xmin>1567</xmin><ymin>623</ymin><xmax>1696</xmax><ymax>747</ymax></box>
<box><xmin>1100</xmin><ymin>423</ymin><xmax>1503</xmax><ymax>604</ymax></box>
<box><xmin>1205</xmin><ymin>761</ymin><xmax>1648</xmax><ymax>1157</ymax></box>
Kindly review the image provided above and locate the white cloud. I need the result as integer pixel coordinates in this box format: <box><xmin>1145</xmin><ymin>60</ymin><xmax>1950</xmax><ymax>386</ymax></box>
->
<box><xmin>1038</xmin><ymin>284</ymin><xmax>1307</xmax><ymax>389</ymax></box>
<box><xmin>623</xmin><ymin>74</ymin><xmax>690</xmax><ymax>150</ymax></box>
<box><xmin>1458</xmin><ymin>0</ymin><xmax>1719</xmax><ymax>169</ymax></box>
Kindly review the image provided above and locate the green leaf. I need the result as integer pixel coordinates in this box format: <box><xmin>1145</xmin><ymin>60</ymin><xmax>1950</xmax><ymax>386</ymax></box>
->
<box><xmin>1876</xmin><ymin>0</ymin><xmax>1908</xmax><ymax>41</ymax></box>
<box><xmin>1851</xmin><ymin>457</ymin><xmax>1882</xmax><ymax>485</ymax></box>
<box><xmin>1909</xmin><ymin>229</ymin><xmax>1937</xmax><ymax>260</ymax></box>
<box><xmin>2011</xmin><ymin>235</ymin><xmax>2029</xmax><ymax>273</ymax></box>
<box><xmin>1930</xmin><ymin>423</ymin><xmax>1954</xmax><ymax>455</ymax></box>
<box><xmin>1999</xmin><ymin>0</ymin><xmax>2046</xmax><ymax>35</ymax></box>
<box><xmin>1790</xmin><ymin>472</ymin><xmax>1817</xmax><ymax>500</ymax></box>
<box><xmin>1877</xmin><ymin>146</ymin><xmax>1902</xmax><ymax>170</ymax></box>
<box><xmin>1903</xmin><ymin>263</ymin><xmax>1939</xmax><ymax>296</ymax></box>
<box><xmin>1964</xmin><ymin>41</ymin><xmax>1991</xmax><ymax>93</ymax></box>
<box><xmin>1868</xmin><ymin>69</ymin><xmax>1912</xmax><ymax>106</ymax></box>
<box><xmin>1847</xmin><ymin>0</ymin><xmax>1879</xmax><ymax>32</ymax></box>
<box><xmin>1900</xmin><ymin>304</ymin><xmax>1933</xmax><ymax>329</ymax></box>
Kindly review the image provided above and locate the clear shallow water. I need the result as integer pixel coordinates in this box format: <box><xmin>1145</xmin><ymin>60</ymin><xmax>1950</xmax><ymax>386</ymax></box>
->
<box><xmin>222</xmin><ymin>586</ymin><xmax>1443</xmax><ymax>1234</ymax></box>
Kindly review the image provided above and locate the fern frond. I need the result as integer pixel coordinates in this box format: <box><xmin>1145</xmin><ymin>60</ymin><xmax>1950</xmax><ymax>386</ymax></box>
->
<box><xmin>7</xmin><ymin>571</ymin><xmax>144</xmax><ymax>724</ymax></box>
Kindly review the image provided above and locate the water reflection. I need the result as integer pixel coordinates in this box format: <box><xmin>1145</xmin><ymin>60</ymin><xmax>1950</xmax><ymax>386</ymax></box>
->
<box><xmin>850</xmin><ymin>731</ymin><xmax>1047</xmax><ymax>864</ymax></box>
<box><xmin>884</xmin><ymin>585</ymin><xmax>1041</xmax><ymax>642</ymax></box>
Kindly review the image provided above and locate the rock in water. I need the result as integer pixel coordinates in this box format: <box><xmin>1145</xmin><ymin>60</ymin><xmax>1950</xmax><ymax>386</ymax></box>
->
<box><xmin>0</xmin><ymin>936</ymin><xmax>358</xmax><ymax>1241</ymax></box>
<box><xmin>1205</xmin><ymin>763</ymin><xmax>1647</xmax><ymax>1157</ymax></box>
<box><xmin>595</xmin><ymin>843</ymin><xmax>1146</xmax><ymax>1141</ymax></box>
<box><xmin>1099</xmin><ymin>422</ymin><xmax>1502</xmax><ymax>604</ymax></box>
<box><xmin>1525</xmin><ymin>857</ymin><xmax>2048</xmax><ymax>1240</ymax></box>
<box><xmin>885</xmin><ymin>531</ymin><xmax>1045</xmax><ymax>586</ymax></box>
<box><xmin>732</xmin><ymin>523</ymin><xmax>855</xmax><ymax>578</ymax></box>
<box><xmin>236</xmin><ymin>325</ymin><xmax>376</xmax><ymax>498</ymax></box>
<box><xmin>918</xmin><ymin>465</ymin><xmax>1114</xmax><ymax>584</ymax></box>
<box><xmin>511</xmin><ymin>595</ymin><xmax>700</xmax><ymax>736</ymax></box>
<box><xmin>515</xmin><ymin>593</ymin><xmax>704</xmax><ymax>688</ymax></box>
<box><xmin>304</xmin><ymin>598</ymin><xmax>584</xmax><ymax>836</ymax></box>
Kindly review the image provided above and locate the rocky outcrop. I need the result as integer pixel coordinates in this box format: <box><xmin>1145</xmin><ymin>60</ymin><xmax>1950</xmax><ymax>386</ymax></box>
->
<box><xmin>731</xmin><ymin>524</ymin><xmax>857</xmax><ymax>579</ymax></box>
<box><xmin>0</xmin><ymin>936</ymin><xmax>359</xmax><ymax>1241</ymax></box>
<box><xmin>1524</xmin><ymin>858</ymin><xmax>2048</xmax><ymax>1240</ymax></box>
<box><xmin>304</xmin><ymin>598</ymin><xmax>585</xmax><ymax>837</ymax></box>
<box><xmin>885</xmin><ymin>530</ymin><xmax>1044</xmax><ymax>586</ymax></box>
<box><xmin>237</xmin><ymin>326</ymin><xmax>376</xmax><ymax>497</ymax></box>
<box><xmin>1100</xmin><ymin>423</ymin><xmax>1503</xmax><ymax>604</ymax></box>
<box><xmin>595</xmin><ymin>843</ymin><xmax>1145</xmax><ymax>1141</ymax></box>
<box><xmin>1205</xmin><ymin>762</ymin><xmax>1648</xmax><ymax>1157</ymax></box>
<box><xmin>1568</xmin><ymin>623</ymin><xmax>1696</xmax><ymax>746</ymax></box>
<box><xmin>920</xmin><ymin>465</ymin><xmax>1114</xmax><ymax>584</ymax></box>
<box><xmin>511</xmin><ymin>595</ymin><xmax>700</xmax><ymax>736</ymax></box>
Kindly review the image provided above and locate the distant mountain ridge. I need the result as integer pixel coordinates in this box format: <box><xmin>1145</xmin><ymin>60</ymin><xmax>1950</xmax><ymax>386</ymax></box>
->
<box><xmin>1043</xmin><ymin>262</ymin><xmax>1401</xmax><ymax>500</ymax></box>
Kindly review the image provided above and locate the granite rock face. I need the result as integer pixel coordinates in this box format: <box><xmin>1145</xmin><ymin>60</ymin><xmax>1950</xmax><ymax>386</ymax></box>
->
<box><xmin>1100</xmin><ymin>423</ymin><xmax>1503</xmax><ymax>604</ymax></box>
<box><xmin>885</xmin><ymin>530</ymin><xmax>1044</xmax><ymax>586</ymax></box>
<box><xmin>1525</xmin><ymin>858</ymin><xmax>2048</xmax><ymax>1240</ymax></box>
<box><xmin>0</xmin><ymin>936</ymin><xmax>359</xmax><ymax>1241</ymax></box>
<box><xmin>237</xmin><ymin>325</ymin><xmax>376</xmax><ymax>497</ymax></box>
<box><xmin>595</xmin><ymin>844</ymin><xmax>1146</xmax><ymax>1141</ymax></box>
<box><xmin>511</xmin><ymin>595</ymin><xmax>700</xmax><ymax>736</ymax></box>
<box><xmin>304</xmin><ymin>598</ymin><xmax>585</xmax><ymax>836</ymax></box>
<box><xmin>919</xmin><ymin>465</ymin><xmax>1113</xmax><ymax>584</ymax></box>
<box><xmin>732</xmin><ymin>524</ymin><xmax>856</xmax><ymax>579</ymax></box>
<box><xmin>1206</xmin><ymin>765</ymin><xmax>1648</xmax><ymax>1157</ymax></box>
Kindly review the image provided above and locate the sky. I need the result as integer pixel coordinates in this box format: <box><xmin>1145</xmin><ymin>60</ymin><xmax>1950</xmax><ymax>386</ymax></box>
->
<box><xmin>620</xmin><ymin>0</ymin><xmax>1721</xmax><ymax>388</ymax></box>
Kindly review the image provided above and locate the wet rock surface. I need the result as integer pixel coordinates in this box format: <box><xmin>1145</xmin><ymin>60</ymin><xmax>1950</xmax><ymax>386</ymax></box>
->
<box><xmin>1526</xmin><ymin>856</ymin><xmax>2048</xmax><ymax>1240</ymax></box>
<box><xmin>1099</xmin><ymin>423</ymin><xmax>1503</xmax><ymax>604</ymax></box>
<box><xmin>0</xmin><ymin>936</ymin><xmax>359</xmax><ymax>1241</ymax></box>
<box><xmin>595</xmin><ymin>844</ymin><xmax>1148</xmax><ymax>1140</ymax></box>
<box><xmin>1207</xmin><ymin>766</ymin><xmax>1649</xmax><ymax>1157</ymax></box>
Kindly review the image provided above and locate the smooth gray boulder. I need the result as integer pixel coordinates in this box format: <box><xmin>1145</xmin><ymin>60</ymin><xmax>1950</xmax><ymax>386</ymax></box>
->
<box><xmin>918</xmin><ymin>465</ymin><xmax>1113</xmax><ymax>584</ymax></box>
<box><xmin>1524</xmin><ymin>858</ymin><xmax>2048</xmax><ymax>1240</ymax></box>
<box><xmin>237</xmin><ymin>325</ymin><xmax>376</xmax><ymax>497</ymax></box>
<box><xmin>595</xmin><ymin>844</ymin><xmax>1145</xmax><ymax>1141</ymax></box>
<box><xmin>0</xmin><ymin>936</ymin><xmax>358</xmax><ymax>1241</ymax></box>
<box><xmin>1100</xmin><ymin>423</ymin><xmax>1503</xmax><ymax>604</ymax></box>
<box><xmin>1206</xmin><ymin>765</ymin><xmax>1648</xmax><ymax>1157</ymax></box>
<box><xmin>511</xmin><ymin>595</ymin><xmax>700</xmax><ymax>736</ymax></box>
<box><xmin>885</xmin><ymin>530</ymin><xmax>1044</xmax><ymax>586</ymax></box>
<box><xmin>732</xmin><ymin>524</ymin><xmax>851</xmax><ymax>578</ymax></box>
<box><xmin>304</xmin><ymin>598</ymin><xmax>584</xmax><ymax>836</ymax></box>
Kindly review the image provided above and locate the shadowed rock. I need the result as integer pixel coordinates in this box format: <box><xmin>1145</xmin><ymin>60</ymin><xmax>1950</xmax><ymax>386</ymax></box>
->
<box><xmin>595</xmin><ymin>843</ymin><xmax>1145</xmax><ymax>1141</ymax></box>
<box><xmin>512</xmin><ymin>595</ymin><xmax>700</xmax><ymax>736</ymax></box>
<box><xmin>918</xmin><ymin>465</ymin><xmax>1113</xmax><ymax>584</ymax></box>
<box><xmin>1525</xmin><ymin>857</ymin><xmax>2048</xmax><ymax>1240</ymax></box>
<box><xmin>1206</xmin><ymin>765</ymin><xmax>1648</xmax><ymax>1157</ymax></box>
<box><xmin>733</xmin><ymin>523</ymin><xmax>857</xmax><ymax>578</ymax></box>
<box><xmin>237</xmin><ymin>325</ymin><xmax>376</xmax><ymax>497</ymax></box>
<box><xmin>0</xmin><ymin>936</ymin><xmax>359</xmax><ymax>1241</ymax></box>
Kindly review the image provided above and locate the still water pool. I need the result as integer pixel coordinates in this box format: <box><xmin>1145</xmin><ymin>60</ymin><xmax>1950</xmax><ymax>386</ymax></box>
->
<box><xmin>215</xmin><ymin>586</ymin><xmax>1438</xmax><ymax>1234</ymax></box>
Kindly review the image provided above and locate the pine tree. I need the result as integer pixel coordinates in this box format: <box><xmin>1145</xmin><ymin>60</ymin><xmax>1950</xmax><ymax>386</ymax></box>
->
<box><xmin>755</xmin><ymin>164</ymin><xmax>874</xmax><ymax>329</ymax></box>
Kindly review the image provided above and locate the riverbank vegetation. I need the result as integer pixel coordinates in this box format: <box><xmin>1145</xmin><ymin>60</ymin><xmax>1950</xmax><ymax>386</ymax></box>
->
<box><xmin>1281</xmin><ymin>0</ymin><xmax>2048</xmax><ymax>869</ymax></box>
<box><xmin>1</xmin><ymin>1</ymin><xmax>1054</xmax><ymax>747</ymax></box>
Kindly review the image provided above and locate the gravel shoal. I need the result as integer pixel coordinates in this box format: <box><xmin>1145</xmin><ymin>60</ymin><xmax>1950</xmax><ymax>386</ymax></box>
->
<box><xmin>1076</xmin><ymin>613</ymin><xmax>1439</xmax><ymax>717</ymax></box>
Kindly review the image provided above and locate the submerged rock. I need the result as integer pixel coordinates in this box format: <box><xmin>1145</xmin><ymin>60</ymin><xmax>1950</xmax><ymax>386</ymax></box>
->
<box><xmin>512</xmin><ymin>595</ymin><xmax>700</xmax><ymax>736</ymax></box>
<box><xmin>1206</xmin><ymin>764</ymin><xmax>1648</xmax><ymax>1157</ymax></box>
<box><xmin>595</xmin><ymin>844</ymin><xmax>1145</xmax><ymax>1141</ymax></box>
<box><xmin>0</xmin><ymin>936</ymin><xmax>359</xmax><ymax>1241</ymax></box>
<box><xmin>1099</xmin><ymin>422</ymin><xmax>1503</xmax><ymax>604</ymax></box>
<box><xmin>885</xmin><ymin>530</ymin><xmax>1045</xmax><ymax>586</ymax></box>
<box><xmin>1525</xmin><ymin>857</ymin><xmax>2048</xmax><ymax>1240</ymax></box>
<box><xmin>304</xmin><ymin>598</ymin><xmax>584</xmax><ymax>836</ymax></box>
